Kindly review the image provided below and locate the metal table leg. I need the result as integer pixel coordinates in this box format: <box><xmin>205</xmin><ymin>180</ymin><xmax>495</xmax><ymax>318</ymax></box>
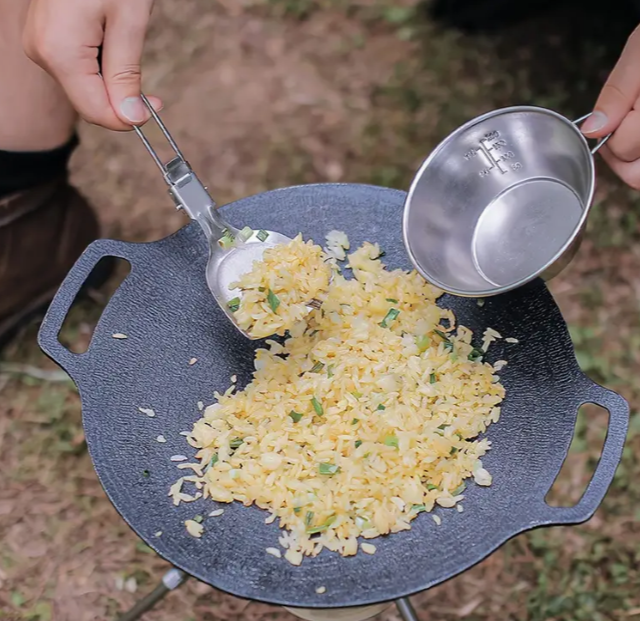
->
<box><xmin>396</xmin><ymin>597</ymin><xmax>419</xmax><ymax>621</ymax></box>
<box><xmin>117</xmin><ymin>568</ymin><xmax>188</xmax><ymax>621</ymax></box>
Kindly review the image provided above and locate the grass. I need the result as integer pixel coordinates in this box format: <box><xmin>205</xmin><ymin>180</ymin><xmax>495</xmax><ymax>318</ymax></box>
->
<box><xmin>2</xmin><ymin>0</ymin><xmax>640</xmax><ymax>619</ymax></box>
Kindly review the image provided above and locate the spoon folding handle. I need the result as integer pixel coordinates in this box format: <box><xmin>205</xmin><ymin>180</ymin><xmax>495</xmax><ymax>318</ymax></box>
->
<box><xmin>133</xmin><ymin>95</ymin><xmax>235</xmax><ymax>240</ymax></box>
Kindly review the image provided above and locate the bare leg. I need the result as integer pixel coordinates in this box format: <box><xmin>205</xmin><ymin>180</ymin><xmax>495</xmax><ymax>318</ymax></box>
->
<box><xmin>0</xmin><ymin>0</ymin><xmax>77</xmax><ymax>151</ymax></box>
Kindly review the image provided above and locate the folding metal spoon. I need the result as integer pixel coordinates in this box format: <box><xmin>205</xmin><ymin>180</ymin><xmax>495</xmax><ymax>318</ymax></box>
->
<box><xmin>132</xmin><ymin>95</ymin><xmax>313</xmax><ymax>339</ymax></box>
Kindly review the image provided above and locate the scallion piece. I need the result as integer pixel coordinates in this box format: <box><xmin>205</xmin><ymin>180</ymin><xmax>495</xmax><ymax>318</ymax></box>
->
<box><xmin>450</xmin><ymin>446</ymin><xmax>458</xmax><ymax>455</ymax></box>
<box><xmin>267</xmin><ymin>289</ymin><xmax>280</xmax><ymax>313</ymax></box>
<box><xmin>426</xmin><ymin>483</ymin><xmax>438</xmax><ymax>491</ymax></box>
<box><xmin>351</xmin><ymin>391</ymin><xmax>362</xmax><ymax>399</ymax></box>
<box><xmin>416</xmin><ymin>335</ymin><xmax>429</xmax><ymax>353</ymax></box>
<box><xmin>351</xmin><ymin>418</ymin><xmax>359</xmax><ymax>425</ymax></box>
<box><xmin>193</xmin><ymin>514</ymin><xmax>204</xmax><ymax>524</ymax></box>
<box><xmin>327</xmin><ymin>364</ymin><xmax>335</xmax><ymax>378</ymax></box>
<box><xmin>386</xmin><ymin>298</ymin><xmax>398</xmax><ymax>303</ymax></box>
<box><xmin>229</xmin><ymin>437</ymin><xmax>244</xmax><ymax>450</ymax></box>
<box><xmin>238</xmin><ymin>226</ymin><xmax>253</xmax><ymax>241</ymax></box>
<box><xmin>305</xmin><ymin>511</ymin><xmax>314</xmax><ymax>526</ymax></box>
<box><xmin>209</xmin><ymin>454</ymin><xmax>219</xmax><ymax>468</ymax></box>
<box><xmin>227</xmin><ymin>297</ymin><xmax>241</xmax><ymax>312</ymax></box>
<box><xmin>318</xmin><ymin>462</ymin><xmax>340</xmax><ymax>475</ymax></box>
<box><xmin>411</xmin><ymin>504</ymin><xmax>426</xmax><ymax>513</ymax></box>
<box><xmin>384</xmin><ymin>435</ymin><xmax>399</xmax><ymax>448</ymax></box>
<box><xmin>219</xmin><ymin>232</ymin><xmax>235</xmax><ymax>249</ymax></box>
<box><xmin>380</xmin><ymin>308</ymin><xmax>400</xmax><ymax>328</ymax></box>
<box><xmin>142</xmin><ymin>469</ymin><xmax>150</xmax><ymax>478</ymax></box>
<box><xmin>294</xmin><ymin>507</ymin><xmax>301</xmax><ymax>514</ymax></box>
<box><xmin>434</xmin><ymin>329</ymin><xmax>450</xmax><ymax>342</ymax></box>
<box><xmin>468</xmin><ymin>347</ymin><xmax>484</xmax><ymax>362</ymax></box>
<box><xmin>444</xmin><ymin>341</ymin><xmax>454</xmax><ymax>352</ymax></box>
<box><xmin>377</xmin><ymin>404</ymin><xmax>386</xmax><ymax>411</ymax></box>
<box><xmin>355</xmin><ymin>440</ymin><xmax>363</xmax><ymax>449</ymax></box>
<box><xmin>311</xmin><ymin>397</ymin><xmax>324</xmax><ymax>416</ymax></box>
<box><xmin>477</xmin><ymin>298</ymin><xmax>485</xmax><ymax>307</ymax></box>
<box><xmin>256</xmin><ymin>229</ymin><xmax>269</xmax><ymax>242</ymax></box>
<box><xmin>429</xmin><ymin>372</ymin><xmax>437</xmax><ymax>384</ymax></box>
<box><xmin>310</xmin><ymin>361</ymin><xmax>325</xmax><ymax>373</ymax></box>
<box><xmin>307</xmin><ymin>515</ymin><xmax>337</xmax><ymax>534</ymax></box>
<box><xmin>289</xmin><ymin>411</ymin><xmax>303</xmax><ymax>423</ymax></box>
<box><xmin>452</xmin><ymin>483</ymin><xmax>467</xmax><ymax>496</ymax></box>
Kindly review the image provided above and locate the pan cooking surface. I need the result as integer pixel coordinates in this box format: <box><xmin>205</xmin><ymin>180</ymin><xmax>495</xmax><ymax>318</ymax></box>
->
<box><xmin>38</xmin><ymin>184</ymin><xmax>628</xmax><ymax>608</ymax></box>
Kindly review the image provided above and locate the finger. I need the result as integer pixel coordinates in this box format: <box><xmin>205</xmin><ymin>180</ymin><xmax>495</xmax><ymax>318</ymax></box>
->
<box><xmin>582</xmin><ymin>25</ymin><xmax>640</xmax><ymax>137</ymax></box>
<box><xmin>52</xmin><ymin>47</ymin><xmax>132</xmax><ymax>131</ymax></box>
<box><xmin>102</xmin><ymin>0</ymin><xmax>160</xmax><ymax>126</ymax></box>
<box><xmin>599</xmin><ymin>144</ymin><xmax>640</xmax><ymax>191</ymax></box>
<box><xmin>605</xmin><ymin>108</ymin><xmax>640</xmax><ymax>162</ymax></box>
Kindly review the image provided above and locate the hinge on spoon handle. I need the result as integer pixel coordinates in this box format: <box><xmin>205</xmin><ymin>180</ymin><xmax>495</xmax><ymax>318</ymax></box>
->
<box><xmin>133</xmin><ymin>95</ymin><xmax>232</xmax><ymax>234</ymax></box>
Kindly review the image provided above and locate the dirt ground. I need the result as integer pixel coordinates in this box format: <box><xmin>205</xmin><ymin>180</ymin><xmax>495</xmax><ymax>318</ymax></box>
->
<box><xmin>1</xmin><ymin>1</ymin><xmax>640</xmax><ymax>620</ymax></box>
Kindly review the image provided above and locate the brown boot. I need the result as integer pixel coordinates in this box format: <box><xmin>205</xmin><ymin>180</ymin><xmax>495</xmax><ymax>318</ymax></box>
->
<box><xmin>0</xmin><ymin>177</ymin><xmax>102</xmax><ymax>347</ymax></box>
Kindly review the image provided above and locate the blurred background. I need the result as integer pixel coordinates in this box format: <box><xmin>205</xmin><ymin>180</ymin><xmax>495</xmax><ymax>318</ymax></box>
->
<box><xmin>1</xmin><ymin>0</ymin><xmax>640</xmax><ymax>619</ymax></box>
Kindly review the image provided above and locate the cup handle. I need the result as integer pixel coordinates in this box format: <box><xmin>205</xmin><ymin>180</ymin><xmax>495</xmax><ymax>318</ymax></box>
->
<box><xmin>573</xmin><ymin>113</ymin><xmax>612</xmax><ymax>155</ymax></box>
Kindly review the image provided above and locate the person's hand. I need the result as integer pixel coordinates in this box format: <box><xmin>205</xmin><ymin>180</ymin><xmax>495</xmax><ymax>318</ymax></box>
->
<box><xmin>23</xmin><ymin>0</ymin><xmax>162</xmax><ymax>131</ymax></box>
<box><xmin>581</xmin><ymin>26</ymin><xmax>640</xmax><ymax>189</ymax></box>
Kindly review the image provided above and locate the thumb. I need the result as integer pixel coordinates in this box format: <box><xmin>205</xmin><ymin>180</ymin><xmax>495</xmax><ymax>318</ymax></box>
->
<box><xmin>582</xmin><ymin>26</ymin><xmax>640</xmax><ymax>138</ymax></box>
<box><xmin>101</xmin><ymin>1</ymin><xmax>161</xmax><ymax>126</ymax></box>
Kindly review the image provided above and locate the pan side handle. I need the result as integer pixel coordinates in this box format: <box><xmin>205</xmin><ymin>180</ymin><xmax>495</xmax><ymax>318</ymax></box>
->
<box><xmin>532</xmin><ymin>380</ymin><xmax>629</xmax><ymax>526</ymax></box>
<box><xmin>37</xmin><ymin>239</ymin><xmax>139</xmax><ymax>379</ymax></box>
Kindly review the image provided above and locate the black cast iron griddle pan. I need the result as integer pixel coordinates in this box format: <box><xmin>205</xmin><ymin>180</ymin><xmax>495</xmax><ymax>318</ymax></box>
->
<box><xmin>38</xmin><ymin>183</ymin><xmax>629</xmax><ymax>609</ymax></box>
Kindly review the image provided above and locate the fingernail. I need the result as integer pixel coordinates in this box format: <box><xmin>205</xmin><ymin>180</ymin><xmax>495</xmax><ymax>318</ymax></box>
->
<box><xmin>581</xmin><ymin>110</ymin><xmax>608</xmax><ymax>134</ymax></box>
<box><xmin>120</xmin><ymin>96</ymin><xmax>146</xmax><ymax>123</ymax></box>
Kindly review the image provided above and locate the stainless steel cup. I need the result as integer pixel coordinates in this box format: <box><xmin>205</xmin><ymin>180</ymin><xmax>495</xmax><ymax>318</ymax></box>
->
<box><xmin>403</xmin><ymin>106</ymin><xmax>609</xmax><ymax>297</ymax></box>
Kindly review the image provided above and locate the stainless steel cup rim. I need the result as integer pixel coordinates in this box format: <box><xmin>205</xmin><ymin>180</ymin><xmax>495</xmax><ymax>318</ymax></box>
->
<box><xmin>403</xmin><ymin>105</ymin><xmax>605</xmax><ymax>297</ymax></box>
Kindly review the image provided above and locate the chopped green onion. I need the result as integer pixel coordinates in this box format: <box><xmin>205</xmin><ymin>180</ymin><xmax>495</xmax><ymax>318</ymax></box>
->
<box><xmin>227</xmin><ymin>297</ymin><xmax>241</xmax><ymax>312</ymax></box>
<box><xmin>477</xmin><ymin>298</ymin><xmax>485</xmax><ymax>308</ymax></box>
<box><xmin>452</xmin><ymin>483</ymin><xmax>467</xmax><ymax>496</ymax></box>
<box><xmin>444</xmin><ymin>341</ymin><xmax>454</xmax><ymax>352</ymax></box>
<box><xmin>219</xmin><ymin>231</ymin><xmax>235</xmax><ymax>249</ymax></box>
<box><xmin>311</xmin><ymin>397</ymin><xmax>324</xmax><ymax>416</ymax></box>
<box><xmin>294</xmin><ymin>507</ymin><xmax>301</xmax><ymax>514</ymax></box>
<box><xmin>416</xmin><ymin>335</ymin><xmax>430</xmax><ymax>353</ymax></box>
<box><xmin>386</xmin><ymin>298</ymin><xmax>398</xmax><ymax>303</ymax></box>
<box><xmin>450</xmin><ymin>350</ymin><xmax>458</xmax><ymax>361</ymax></box>
<box><xmin>258</xmin><ymin>286</ymin><xmax>266</xmax><ymax>292</ymax></box>
<box><xmin>327</xmin><ymin>364</ymin><xmax>335</xmax><ymax>378</ymax></box>
<box><xmin>411</xmin><ymin>504</ymin><xmax>426</xmax><ymax>513</ymax></box>
<box><xmin>450</xmin><ymin>446</ymin><xmax>458</xmax><ymax>455</ymax></box>
<box><xmin>305</xmin><ymin>511</ymin><xmax>314</xmax><ymax>527</ymax></box>
<box><xmin>267</xmin><ymin>289</ymin><xmax>280</xmax><ymax>313</ymax></box>
<box><xmin>384</xmin><ymin>435</ymin><xmax>399</xmax><ymax>448</ymax></box>
<box><xmin>351</xmin><ymin>418</ymin><xmax>359</xmax><ymax>425</ymax></box>
<box><xmin>142</xmin><ymin>469</ymin><xmax>150</xmax><ymax>478</ymax></box>
<box><xmin>434</xmin><ymin>329</ymin><xmax>450</xmax><ymax>342</ymax></box>
<box><xmin>238</xmin><ymin>226</ymin><xmax>254</xmax><ymax>242</ymax></box>
<box><xmin>438</xmin><ymin>424</ymin><xmax>448</xmax><ymax>430</ymax></box>
<box><xmin>318</xmin><ymin>462</ymin><xmax>340</xmax><ymax>475</ymax></box>
<box><xmin>209</xmin><ymin>454</ymin><xmax>219</xmax><ymax>468</ymax></box>
<box><xmin>310</xmin><ymin>361</ymin><xmax>325</xmax><ymax>373</ymax></box>
<box><xmin>426</xmin><ymin>483</ymin><xmax>438</xmax><ymax>491</ymax></box>
<box><xmin>380</xmin><ymin>308</ymin><xmax>400</xmax><ymax>328</ymax></box>
<box><xmin>468</xmin><ymin>347</ymin><xmax>484</xmax><ymax>362</ymax></box>
<box><xmin>289</xmin><ymin>411</ymin><xmax>303</xmax><ymax>423</ymax></box>
<box><xmin>355</xmin><ymin>440</ymin><xmax>363</xmax><ymax>449</ymax></box>
<box><xmin>307</xmin><ymin>515</ymin><xmax>336</xmax><ymax>534</ymax></box>
<box><xmin>363</xmin><ymin>452</ymin><xmax>371</xmax><ymax>459</ymax></box>
<box><xmin>256</xmin><ymin>229</ymin><xmax>269</xmax><ymax>242</ymax></box>
<box><xmin>351</xmin><ymin>391</ymin><xmax>362</xmax><ymax>399</ymax></box>
<box><xmin>229</xmin><ymin>437</ymin><xmax>244</xmax><ymax>450</ymax></box>
<box><xmin>377</xmin><ymin>404</ymin><xmax>386</xmax><ymax>411</ymax></box>
<box><xmin>429</xmin><ymin>372</ymin><xmax>437</xmax><ymax>384</ymax></box>
<box><xmin>193</xmin><ymin>514</ymin><xmax>204</xmax><ymax>524</ymax></box>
